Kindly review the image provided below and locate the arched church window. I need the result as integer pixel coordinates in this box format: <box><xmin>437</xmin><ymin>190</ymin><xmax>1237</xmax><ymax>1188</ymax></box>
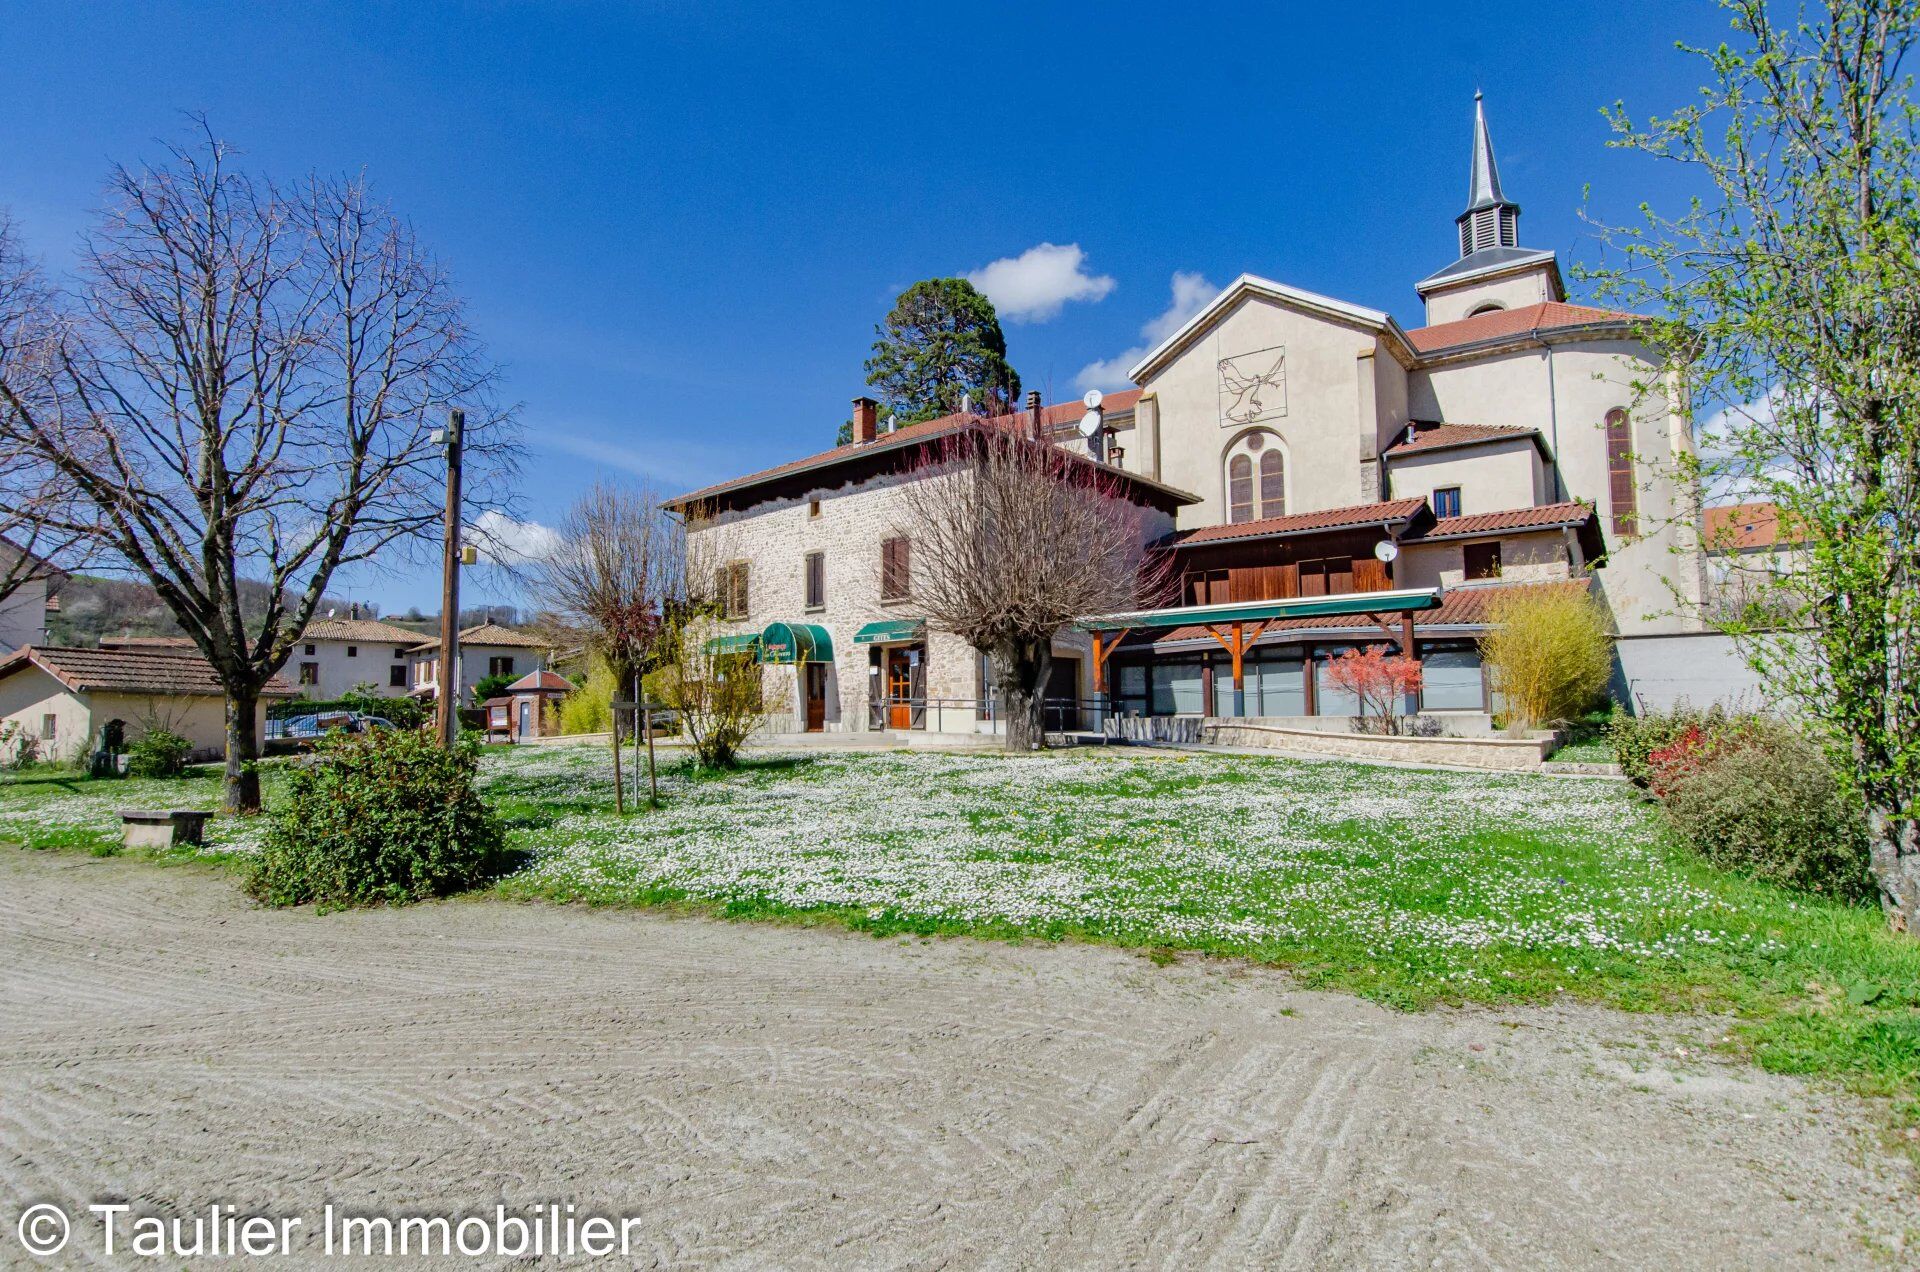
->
<box><xmin>1228</xmin><ymin>455</ymin><xmax>1254</xmax><ymax>523</ymax></box>
<box><xmin>1258</xmin><ymin>450</ymin><xmax>1285</xmax><ymax>517</ymax></box>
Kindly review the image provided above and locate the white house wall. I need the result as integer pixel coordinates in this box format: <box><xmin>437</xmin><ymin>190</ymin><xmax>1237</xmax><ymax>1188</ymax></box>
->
<box><xmin>1386</xmin><ymin>440</ymin><xmax>1542</xmax><ymax>515</ymax></box>
<box><xmin>290</xmin><ymin>638</ymin><xmax>416</xmax><ymax>699</ymax></box>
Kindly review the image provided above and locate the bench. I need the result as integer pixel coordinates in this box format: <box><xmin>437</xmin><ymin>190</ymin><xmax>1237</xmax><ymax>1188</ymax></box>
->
<box><xmin>120</xmin><ymin>809</ymin><xmax>214</xmax><ymax>851</ymax></box>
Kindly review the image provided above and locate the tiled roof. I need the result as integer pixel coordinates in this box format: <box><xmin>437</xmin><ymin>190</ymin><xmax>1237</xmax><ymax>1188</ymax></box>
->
<box><xmin>664</xmin><ymin>390</ymin><xmax>1155</xmax><ymax>510</ymax></box>
<box><xmin>1405</xmin><ymin>302</ymin><xmax>1639</xmax><ymax>355</ymax></box>
<box><xmin>98</xmin><ymin>635</ymin><xmax>197</xmax><ymax>649</ymax></box>
<box><xmin>407</xmin><ymin>622</ymin><xmax>553</xmax><ymax>654</ymax></box>
<box><xmin>300</xmin><ymin>617</ymin><xmax>426</xmax><ymax>644</ymax></box>
<box><xmin>1703</xmin><ymin>502</ymin><xmax>1796</xmax><ymax>551</ymax></box>
<box><xmin>1171</xmin><ymin>498</ymin><xmax>1427</xmax><ymax>547</ymax></box>
<box><xmin>505</xmin><ymin>669</ymin><xmax>574</xmax><ymax>693</ymax></box>
<box><xmin>0</xmin><ymin>645</ymin><xmax>298</xmax><ymax>698</ymax></box>
<box><xmin>1385</xmin><ymin>421</ymin><xmax>1541</xmax><ymax>456</ymax></box>
<box><xmin>1123</xmin><ymin>580</ymin><xmax>1592</xmax><ymax>648</ymax></box>
<box><xmin>1406</xmin><ymin>501</ymin><xmax>1596</xmax><ymax>540</ymax></box>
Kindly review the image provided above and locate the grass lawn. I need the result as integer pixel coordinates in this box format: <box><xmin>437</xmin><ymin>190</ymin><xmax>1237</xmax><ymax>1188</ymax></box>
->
<box><xmin>4</xmin><ymin>741</ymin><xmax>1918</xmax><ymax>1124</ymax></box>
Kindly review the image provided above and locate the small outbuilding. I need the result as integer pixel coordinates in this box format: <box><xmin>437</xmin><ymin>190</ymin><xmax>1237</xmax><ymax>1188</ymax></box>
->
<box><xmin>482</xmin><ymin>669</ymin><xmax>575</xmax><ymax>743</ymax></box>
<box><xmin>0</xmin><ymin>645</ymin><xmax>297</xmax><ymax>763</ymax></box>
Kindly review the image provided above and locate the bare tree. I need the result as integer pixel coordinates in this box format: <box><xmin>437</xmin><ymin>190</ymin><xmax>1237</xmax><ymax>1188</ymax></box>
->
<box><xmin>525</xmin><ymin>482</ymin><xmax>683</xmax><ymax>808</ymax></box>
<box><xmin>0</xmin><ymin>215</ymin><xmax>96</xmax><ymax>625</ymax></box>
<box><xmin>897</xmin><ymin>421</ymin><xmax>1174</xmax><ymax>751</ymax></box>
<box><xmin>0</xmin><ymin>125</ymin><xmax>514</xmax><ymax>811</ymax></box>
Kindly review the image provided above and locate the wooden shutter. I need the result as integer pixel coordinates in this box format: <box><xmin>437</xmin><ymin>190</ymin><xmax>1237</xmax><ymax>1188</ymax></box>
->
<box><xmin>1352</xmin><ymin>558</ymin><xmax>1388</xmax><ymax>593</ymax></box>
<box><xmin>805</xmin><ymin>551</ymin><xmax>825</xmax><ymax>609</ymax></box>
<box><xmin>881</xmin><ymin>537</ymin><xmax>910</xmax><ymax>600</ymax></box>
<box><xmin>1606</xmin><ymin>408</ymin><xmax>1637</xmax><ymax>537</ymax></box>
<box><xmin>726</xmin><ymin>562</ymin><xmax>749</xmax><ymax>618</ymax></box>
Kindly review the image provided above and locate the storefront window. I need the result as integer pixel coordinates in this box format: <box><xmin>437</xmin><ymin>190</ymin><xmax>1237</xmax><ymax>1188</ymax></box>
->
<box><xmin>1151</xmin><ymin>663</ymin><xmax>1205</xmax><ymax>715</ymax></box>
<box><xmin>1315</xmin><ymin>656</ymin><xmax>1360</xmax><ymax>717</ymax></box>
<box><xmin>1253</xmin><ymin>655</ymin><xmax>1306</xmax><ymax>716</ymax></box>
<box><xmin>1421</xmin><ymin>648</ymin><xmax>1485</xmax><ymax>710</ymax></box>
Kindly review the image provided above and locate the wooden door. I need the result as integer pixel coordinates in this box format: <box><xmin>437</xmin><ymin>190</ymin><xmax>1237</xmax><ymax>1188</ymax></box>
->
<box><xmin>886</xmin><ymin>650</ymin><xmax>913</xmax><ymax>729</ymax></box>
<box><xmin>804</xmin><ymin>664</ymin><xmax>827</xmax><ymax>732</ymax></box>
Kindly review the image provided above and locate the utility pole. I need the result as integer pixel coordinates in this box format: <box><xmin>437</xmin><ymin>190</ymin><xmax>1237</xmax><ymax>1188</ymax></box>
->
<box><xmin>436</xmin><ymin>408</ymin><xmax>465</xmax><ymax>747</ymax></box>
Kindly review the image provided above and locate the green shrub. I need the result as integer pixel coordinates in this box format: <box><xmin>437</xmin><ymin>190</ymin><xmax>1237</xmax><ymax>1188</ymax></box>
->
<box><xmin>1656</xmin><ymin>717</ymin><xmax>1873</xmax><ymax>901</ymax></box>
<box><xmin>1478</xmin><ymin>586</ymin><xmax>1614</xmax><ymax>731</ymax></box>
<box><xmin>470</xmin><ymin>672</ymin><xmax>517</xmax><ymax>704</ymax></box>
<box><xmin>246</xmin><ymin>728</ymin><xmax>507</xmax><ymax>909</ymax></box>
<box><xmin>125</xmin><ymin>729</ymin><xmax>192</xmax><ymax>778</ymax></box>
<box><xmin>1610</xmin><ymin>703</ymin><xmax>1730</xmax><ymax>786</ymax></box>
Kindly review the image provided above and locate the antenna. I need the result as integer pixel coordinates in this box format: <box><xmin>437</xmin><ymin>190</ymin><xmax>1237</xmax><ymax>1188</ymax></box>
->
<box><xmin>1082</xmin><ymin>389</ymin><xmax>1103</xmax><ymax>410</ymax></box>
<box><xmin>960</xmin><ymin>392</ymin><xmax>971</xmax><ymax>416</ymax></box>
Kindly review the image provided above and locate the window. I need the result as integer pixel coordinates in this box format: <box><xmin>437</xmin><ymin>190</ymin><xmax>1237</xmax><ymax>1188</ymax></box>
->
<box><xmin>1433</xmin><ymin>486</ymin><xmax>1462</xmax><ymax>519</ymax></box>
<box><xmin>394</xmin><ymin>647</ymin><xmax>407</xmax><ymax>659</ymax></box>
<box><xmin>299</xmin><ymin>662</ymin><xmax>319</xmax><ymax>685</ymax></box>
<box><xmin>880</xmin><ymin>536</ymin><xmax>911</xmax><ymax>601</ymax></box>
<box><xmin>389</xmin><ymin>664</ymin><xmax>407</xmax><ymax>688</ymax></box>
<box><xmin>1463</xmin><ymin>541</ymin><xmax>1502</xmax><ymax>581</ymax></box>
<box><xmin>487</xmin><ymin>655</ymin><xmax>515</xmax><ymax>678</ymax></box>
<box><xmin>804</xmin><ymin>551</ymin><xmax>825</xmax><ymax>610</ymax></box>
<box><xmin>808</xmin><ymin>498</ymin><xmax>821</xmax><ymax>518</ymax></box>
<box><xmin>1605</xmin><ymin>408</ymin><xmax>1637</xmax><ymax>536</ymax></box>
<box><xmin>1228</xmin><ymin>454</ymin><xmax>1254</xmax><ymax>523</ymax></box>
<box><xmin>40</xmin><ymin>713</ymin><xmax>56</xmax><ymax>741</ymax></box>
<box><xmin>304</xmin><ymin>643</ymin><xmax>315</xmax><ymax>655</ymax></box>
<box><xmin>1421</xmin><ymin>647</ymin><xmax>1486</xmax><ymax>710</ymax></box>
<box><xmin>346</xmin><ymin>645</ymin><xmax>358</xmax><ymax>658</ymax></box>
<box><xmin>1225</xmin><ymin>431</ymin><xmax>1284</xmax><ymax>523</ymax></box>
<box><xmin>1468</xmin><ymin>302</ymin><xmax>1506</xmax><ymax>317</ymax></box>
<box><xmin>717</xmin><ymin>562</ymin><xmax>750</xmax><ymax>619</ymax></box>
<box><xmin>1259</xmin><ymin>450</ymin><xmax>1285</xmax><ymax>517</ymax></box>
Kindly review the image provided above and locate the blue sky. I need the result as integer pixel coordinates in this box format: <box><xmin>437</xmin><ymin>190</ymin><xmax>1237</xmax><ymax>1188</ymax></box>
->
<box><xmin>3</xmin><ymin>1</ymin><xmax>1725</xmax><ymax>614</ymax></box>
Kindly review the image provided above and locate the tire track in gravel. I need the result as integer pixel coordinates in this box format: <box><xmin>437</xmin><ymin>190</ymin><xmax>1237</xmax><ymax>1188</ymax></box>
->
<box><xmin>0</xmin><ymin>850</ymin><xmax>1913</xmax><ymax>1269</ymax></box>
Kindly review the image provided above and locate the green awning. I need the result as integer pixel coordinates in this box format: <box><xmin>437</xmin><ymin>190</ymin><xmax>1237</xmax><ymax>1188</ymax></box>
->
<box><xmin>703</xmin><ymin>633</ymin><xmax>762</xmax><ymax>657</ymax></box>
<box><xmin>759</xmin><ymin>621</ymin><xmax>834</xmax><ymax>664</ymax></box>
<box><xmin>1077</xmin><ymin>587</ymin><xmax>1443</xmax><ymax>631</ymax></box>
<box><xmin>852</xmin><ymin>618</ymin><xmax>926</xmax><ymax>645</ymax></box>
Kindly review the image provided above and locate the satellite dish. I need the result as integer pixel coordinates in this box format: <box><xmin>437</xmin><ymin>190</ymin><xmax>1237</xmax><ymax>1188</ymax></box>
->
<box><xmin>1373</xmin><ymin>540</ymin><xmax>1400</xmax><ymax>563</ymax></box>
<box><xmin>1078</xmin><ymin>410</ymin><xmax>1103</xmax><ymax>438</ymax></box>
<box><xmin>1082</xmin><ymin>389</ymin><xmax>1104</xmax><ymax>410</ymax></box>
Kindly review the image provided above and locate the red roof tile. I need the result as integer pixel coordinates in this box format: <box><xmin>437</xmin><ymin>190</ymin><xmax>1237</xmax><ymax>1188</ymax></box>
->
<box><xmin>1385</xmin><ymin>421</ymin><xmax>1541</xmax><ymax>456</ymax></box>
<box><xmin>300</xmin><ymin>617</ymin><xmax>426</xmax><ymax>644</ymax></box>
<box><xmin>505</xmin><ymin>669</ymin><xmax>574</xmax><ymax>694</ymax></box>
<box><xmin>1703</xmin><ymin>502</ymin><xmax>1797</xmax><ymax>551</ymax></box>
<box><xmin>1407</xmin><ymin>501</ymin><xmax>1596</xmax><ymax>540</ymax></box>
<box><xmin>665</xmin><ymin>390</ymin><xmax>1151</xmax><ymax>510</ymax></box>
<box><xmin>1172</xmin><ymin>498</ymin><xmax>1427</xmax><ymax>547</ymax></box>
<box><xmin>1405</xmin><ymin>302</ymin><xmax>1639</xmax><ymax>355</ymax></box>
<box><xmin>0</xmin><ymin>645</ymin><xmax>298</xmax><ymax>698</ymax></box>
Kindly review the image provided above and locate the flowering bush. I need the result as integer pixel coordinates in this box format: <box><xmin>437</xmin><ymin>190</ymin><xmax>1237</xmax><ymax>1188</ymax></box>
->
<box><xmin>1611</xmin><ymin>703</ymin><xmax>1729</xmax><ymax>786</ymax></box>
<box><xmin>1646</xmin><ymin>724</ymin><xmax>1711</xmax><ymax>798</ymax></box>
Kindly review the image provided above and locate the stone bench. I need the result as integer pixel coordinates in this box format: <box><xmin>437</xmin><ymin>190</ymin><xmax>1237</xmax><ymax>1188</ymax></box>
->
<box><xmin>120</xmin><ymin>809</ymin><xmax>214</xmax><ymax>851</ymax></box>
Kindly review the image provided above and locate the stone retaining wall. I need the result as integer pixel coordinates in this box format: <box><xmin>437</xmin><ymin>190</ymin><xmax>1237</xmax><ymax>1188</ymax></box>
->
<box><xmin>1201</xmin><ymin>718</ymin><xmax>1555</xmax><ymax>771</ymax></box>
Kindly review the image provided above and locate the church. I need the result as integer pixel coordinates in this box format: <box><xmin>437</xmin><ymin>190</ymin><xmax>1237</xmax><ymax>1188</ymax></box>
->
<box><xmin>665</xmin><ymin>96</ymin><xmax>1706</xmax><ymax>737</ymax></box>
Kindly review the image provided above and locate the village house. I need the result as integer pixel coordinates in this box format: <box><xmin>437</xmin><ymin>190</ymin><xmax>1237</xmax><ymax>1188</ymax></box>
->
<box><xmin>0</xmin><ymin>538</ymin><xmax>62</xmax><ymax>656</ymax></box>
<box><xmin>0</xmin><ymin>645</ymin><xmax>296</xmax><ymax>762</ymax></box>
<box><xmin>481</xmin><ymin>669</ymin><xmax>576</xmax><ymax>742</ymax></box>
<box><xmin>409</xmin><ymin>622</ymin><xmax>555</xmax><ymax>708</ymax></box>
<box><xmin>288</xmin><ymin>613</ymin><xmax>427</xmax><ymax>699</ymax></box>
<box><xmin>665</xmin><ymin>96</ymin><xmax>1711</xmax><ymax>738</ymax></box>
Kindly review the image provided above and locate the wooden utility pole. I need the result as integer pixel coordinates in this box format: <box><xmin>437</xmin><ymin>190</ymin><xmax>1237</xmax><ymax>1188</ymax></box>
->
<box><xmin>436</xmin><ymin>408</ymin><xmax>465</xmax><ymax>746</ymax></box>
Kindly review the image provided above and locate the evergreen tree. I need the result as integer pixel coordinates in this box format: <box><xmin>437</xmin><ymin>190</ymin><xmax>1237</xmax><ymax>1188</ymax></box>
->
<box><xmin>860</xmin><ymin>278</ymin><xmax>1020</xmax><ymax>432</ymax></box>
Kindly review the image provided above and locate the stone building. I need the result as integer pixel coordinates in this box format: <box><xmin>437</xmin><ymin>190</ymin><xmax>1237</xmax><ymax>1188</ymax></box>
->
<box><xmin>665</xmin><ymin>95</ymin><xmax>1709</xmax><ymax>737</ymax></box>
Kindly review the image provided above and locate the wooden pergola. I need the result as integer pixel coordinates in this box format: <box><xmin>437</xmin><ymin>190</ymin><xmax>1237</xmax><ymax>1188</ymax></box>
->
<box><xmin>1079</xmin><ymin>587</ymin><xmax>1444</xmax><ymax>718</ymax></box>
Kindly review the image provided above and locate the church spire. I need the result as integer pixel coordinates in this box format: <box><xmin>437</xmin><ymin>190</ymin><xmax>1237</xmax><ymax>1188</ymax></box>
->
<box><xmin>1456</xmin><ymin>92</ymin><xmax>1520</xmax><ymax>258</ymax></box>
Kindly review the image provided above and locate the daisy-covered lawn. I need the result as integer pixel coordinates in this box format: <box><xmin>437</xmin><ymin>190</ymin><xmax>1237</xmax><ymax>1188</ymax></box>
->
<box><xmin>4</xmin><ymin>740</ymin><xmax>1917</xmax><ymax>1113</ymax></box>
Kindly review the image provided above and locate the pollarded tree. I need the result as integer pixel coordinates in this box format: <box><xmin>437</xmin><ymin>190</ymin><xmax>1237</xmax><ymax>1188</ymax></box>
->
<box><xmin>0</xmin><ymin>125</ymin><xmax>514</xmax><ymax>812</ymax></box>
<box><xmin>1590</xmin><ymin>0</ymin><xmax>1920</xmax><ymax>929</ymax></box>
<box><xmin>897</xmin><ymin>421</ymin><xmax>1173</xmax><ymax>751</ymax></box>
<box><xmin>862</xmin><ymin>279</ymin><xmax>1021</xmax><ymax>429</ymax></box>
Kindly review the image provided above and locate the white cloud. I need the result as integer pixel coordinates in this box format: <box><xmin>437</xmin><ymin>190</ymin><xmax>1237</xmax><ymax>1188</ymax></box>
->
<box><xmin>966</xmin><ymin>243</ymin><xmax>1116</xmax><ymax>324</ymax></box>
<box><xmin>467</xmin><ymin>510</ymin><xmax>562</xmax><ymax>567</ymax></box>
<box><xmin>1075</xmin><ymin>271</ymin><xmax>1218</xmax><ymax>393</ymax></box>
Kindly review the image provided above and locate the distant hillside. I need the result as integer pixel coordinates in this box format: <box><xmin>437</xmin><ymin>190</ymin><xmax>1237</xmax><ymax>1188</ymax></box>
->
<box><xmin>47</xmin><ymin>575</ymin><xmax>363</xmax><ymax>648</ymax></box>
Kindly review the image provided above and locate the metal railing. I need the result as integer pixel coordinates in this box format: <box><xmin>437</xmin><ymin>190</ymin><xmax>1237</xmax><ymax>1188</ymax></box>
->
<box><xmin>863</xmin><ymin>694</ymin><xmax>1119</xmax><ymax>735</ymax></box>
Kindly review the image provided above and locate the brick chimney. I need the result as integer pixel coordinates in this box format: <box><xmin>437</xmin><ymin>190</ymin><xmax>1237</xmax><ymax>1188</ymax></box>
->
<box><xmin>851</xmin><ymin>396</ymin><xmax>879</xmax><ymax>444</ymax></box>
<box><xmin>1026</xmin><ymin>389</ymin><xmax>1043</xmax><ymax>440</ymax></box>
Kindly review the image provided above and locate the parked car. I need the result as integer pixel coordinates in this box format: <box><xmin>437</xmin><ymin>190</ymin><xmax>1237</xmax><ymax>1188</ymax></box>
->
<box><xmin>265</xmin><ymin>712</ymin><xmax>394</xmax><ymax>745</ymax></box>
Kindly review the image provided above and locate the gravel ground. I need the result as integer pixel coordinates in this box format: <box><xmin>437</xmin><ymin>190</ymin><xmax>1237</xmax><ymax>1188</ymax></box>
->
<box><xmin>1</xmin><ymin>849</ymin><xmax>1914</xmax><ymax>1269</ymax></box>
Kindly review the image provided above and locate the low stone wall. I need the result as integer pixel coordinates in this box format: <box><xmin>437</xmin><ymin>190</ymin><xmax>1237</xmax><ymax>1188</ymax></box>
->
<box><xmin>1200</xmin><ymin>718</ymin><xmax>1555</xmax><ymax>771</ymax></box>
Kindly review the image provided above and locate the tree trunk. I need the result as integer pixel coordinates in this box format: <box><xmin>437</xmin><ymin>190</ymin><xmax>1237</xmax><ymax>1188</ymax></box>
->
<box><xmin>1867</xmin><ymin>808</ymin><xmax>1920</xmax><ymax>934</ymax></box>
<box><xmin>993</xmin><ymin>638</ymin><xmax>1051</xmax><ymax>753</ymax></box>
<box><xmin>224</xmin><ymin>688</ymin><xmax>261</xmax><ymax>814</ymax></box>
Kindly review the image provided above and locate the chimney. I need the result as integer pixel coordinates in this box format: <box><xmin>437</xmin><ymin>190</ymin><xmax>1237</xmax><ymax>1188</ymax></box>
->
<box><xmin>851</xmin><ymin>396</ymin><xmax>879</xmax><ymax>444</ymax></box>
<box><xmin>1026</xmin><ymin>389</ymin><xmax>1043</xmax><ymax>440</ymax></box>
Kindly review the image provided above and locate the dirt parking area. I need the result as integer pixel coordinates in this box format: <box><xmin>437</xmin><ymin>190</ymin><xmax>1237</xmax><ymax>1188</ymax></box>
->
<box><xmin>1</xmin><ymin>850</ymin><xmax>1913</xmax><ymax>1268</ymax></box>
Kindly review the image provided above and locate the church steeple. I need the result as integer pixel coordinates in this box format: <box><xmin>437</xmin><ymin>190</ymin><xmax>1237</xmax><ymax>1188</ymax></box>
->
<box><xmin>1456</xmin><ymin>92</ymin><xmax>1520</xmax><ymax>257</ymax></box>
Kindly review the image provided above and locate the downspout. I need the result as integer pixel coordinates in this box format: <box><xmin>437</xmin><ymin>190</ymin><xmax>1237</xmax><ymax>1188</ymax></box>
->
<box><xmin>1537</xmin><ymin>329</ymin><xmax>1564</xmax><ymax>502</ymax></box>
